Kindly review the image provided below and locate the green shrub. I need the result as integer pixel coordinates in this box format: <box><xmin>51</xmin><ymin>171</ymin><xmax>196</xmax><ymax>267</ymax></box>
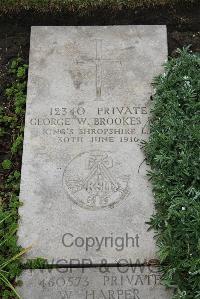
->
<box><xmin>145</xmin><ymin>48</ymin><xmax>200</xmax><ymax>299</ymax></box>
<box><xmin>0</xmin><ymin>57</ymin><xmax>45</xmax><ymax>299</ymax></box>
<box><xmin>2</xmin><ymin>160</ymin><xmax>12</xmax><ymax>170</ymax></box>
<box><xmin>0</xmin><ymin>58</ymin><xmax>28</xmax><ymax>298</ymax></box>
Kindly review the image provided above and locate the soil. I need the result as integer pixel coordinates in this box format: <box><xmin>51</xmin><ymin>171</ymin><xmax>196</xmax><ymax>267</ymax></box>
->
<box><xmin>0</xmin><ymin>4</ymin><xmax>199</xmax><ymax>163</ymax></box>
<box><xmin>0</xmin><ymin>4</ymin><xmax>199</xmax><ymax>101</ymax></box>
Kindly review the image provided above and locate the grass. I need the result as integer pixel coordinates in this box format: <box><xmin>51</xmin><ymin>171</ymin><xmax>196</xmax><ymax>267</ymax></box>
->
<box><xmin>0</xmin><ymin>57</ymin><xmax>47</xmax><ymax>299</ymax></box>
<box><xmin>0</xmin><ymin>242</ymin><xmax>31</xmax><ymax>299</ymax></box>
<box><xmin>0</xmin><ymin>58</ymin><xmax>28</xmax><ymax>299</ymax></box>
<box><xmin>0</xmin><ymin>0</ymin><xmax>198</xmax><ymax>15</ymax></box>
<box><xmin>144</xmin><ymin>48</ymin><xmax>200</xmax><ymax>299</ymax></box>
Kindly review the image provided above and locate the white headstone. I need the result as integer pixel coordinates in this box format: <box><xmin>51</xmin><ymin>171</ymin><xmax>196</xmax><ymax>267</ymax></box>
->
<box><xmin>18</xmin><ymin>26</ymin><xmax>168</xmax><ymax>264</ymax></box>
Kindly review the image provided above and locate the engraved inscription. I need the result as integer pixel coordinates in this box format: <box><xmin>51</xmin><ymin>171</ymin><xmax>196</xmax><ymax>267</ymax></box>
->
<box><xmin>63</xmin><ymin>151</ymin><xmax>130</xmax><ymax>210</ymax></box>
<box><xmin>28</xmin><ymin>105</ymin><xmax>150</xmax><ymax>144</ymax></box>
<box><xmin>33</xmin><ymin>267</ymin><xmax>167</xmax><ymax>299</ymax></box>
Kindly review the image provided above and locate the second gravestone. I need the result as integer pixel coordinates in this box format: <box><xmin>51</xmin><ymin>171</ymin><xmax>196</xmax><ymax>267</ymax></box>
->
<box><xmin>18</xmin><ymin>26</ymin><xmax>168</xmax><ymax>265</ymax></box>
<box><xmin>18</xmin><ymin>267</ymin><xmax>173</xmax><ymax>298</ymax></box>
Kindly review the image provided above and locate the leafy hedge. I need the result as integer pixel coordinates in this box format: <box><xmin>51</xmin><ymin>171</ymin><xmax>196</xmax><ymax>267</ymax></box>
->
<box><xmin>145</xmin><ymin>48</ymin><xmax>200</xmax><ymax>299</ymax></box>
<box><xmin>0</xmin><ymin>0</ymin><xmax>198</xmax><ymax>15</ymax></box>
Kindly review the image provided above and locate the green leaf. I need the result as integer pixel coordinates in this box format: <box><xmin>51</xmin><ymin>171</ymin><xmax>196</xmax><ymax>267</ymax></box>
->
<box><xmin>1</xmin><ymin>160</ymin><xmax>12</xmax><ymax>170</ymax></box>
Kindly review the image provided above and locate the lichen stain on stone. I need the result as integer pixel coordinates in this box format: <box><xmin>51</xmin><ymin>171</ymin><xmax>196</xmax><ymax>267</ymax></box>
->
<box><xmin>69</xmin><ymin>69</ymin><xmax>84</xmax><ymax>89</ymax></box>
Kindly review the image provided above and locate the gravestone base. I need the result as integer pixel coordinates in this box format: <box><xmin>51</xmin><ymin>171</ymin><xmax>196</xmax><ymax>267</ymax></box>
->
<box><xmin>17</xmin><ymin>267</ymin><xmax>174</xmax><ymax>299</ymax></box>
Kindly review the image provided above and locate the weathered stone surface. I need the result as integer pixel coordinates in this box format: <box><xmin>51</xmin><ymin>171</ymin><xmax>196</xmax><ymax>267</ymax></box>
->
<box><xmin>17</xmin><ymin>267</ymin><xmax>174</xmax><ymax>299</ymax></box>
<box><xmin>18</xmin><ymin>26</ymin><xmax>168</xmax><ymax>263</ymax></box>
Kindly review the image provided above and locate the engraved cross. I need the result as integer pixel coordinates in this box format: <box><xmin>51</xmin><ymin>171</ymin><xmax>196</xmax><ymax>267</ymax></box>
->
<box><xmin>76</xmin><ymin>39</ymin><xmax>122</xmax><ymax>99</ymax></box>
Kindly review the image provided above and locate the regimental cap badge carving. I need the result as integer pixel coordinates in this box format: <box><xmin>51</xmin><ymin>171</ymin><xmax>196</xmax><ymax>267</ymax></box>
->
<box><xmin>63</xmin><ymin>151</ymin><xmax>130</xmax><ymax>210</ymax></box>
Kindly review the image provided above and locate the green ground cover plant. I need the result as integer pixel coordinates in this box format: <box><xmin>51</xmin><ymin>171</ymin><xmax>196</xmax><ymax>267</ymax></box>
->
<box><xmin>0</xmin><ymin>0</ymin><xmax>198</xmax><ymax>15</ymax></box>
<box><xmin>0</xmin><ymin>58</ymin><xmax>29</xmax><ymax>299</ymax></box>
<box><xmin>145</xmin><ymin>48</ymin><xmax>200</xmax><ymax>298</ymax></box>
